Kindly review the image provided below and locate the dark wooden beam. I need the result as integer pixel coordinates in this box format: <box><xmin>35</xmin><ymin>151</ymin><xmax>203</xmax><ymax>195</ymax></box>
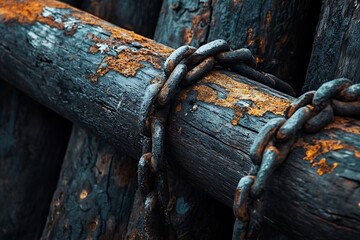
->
<box><xmin>0</xmin><ymin>81</ymin><xmax>71</xmax><ymax>239</ymax></box>
<box><xmin>303</xmin><ymin>0</ymin><xmax>360</xmax><ymax>91</ymax></box>
<box><xmin>41</xmin><ymin>126</ymin><xmax>137</xmax><ymax>239</ymax></box>
<box><xmin>81</xmin><ymin>0</ymin><xmax>163</xmax><ymax>38</ymax></box>
<box><xmin>0</xmin><ymin>1</ymin><xmax>359</xmax><ymax>239</ymax></box>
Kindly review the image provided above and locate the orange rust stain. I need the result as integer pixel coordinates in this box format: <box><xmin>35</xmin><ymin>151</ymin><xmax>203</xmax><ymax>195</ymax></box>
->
<box><xmin>191</xmin><ymin>10</ymin><xmax>210</xmax><ymax>41</ymax></box>
<box><xmin>80</xmin><ymin>190</ymin><xmax>88</xmax><ymax>200</ymax></box>
<box><xmin>183</xmin><ymin>28</ymin><xmax>193</xmax><ymax>45</ymax></box>
<box><xmin>175</xmin><ymin>104</ymin><xmax>182</xmax><ymax>112</ymax></box>
<box><xmin>190</xmin><ymin>71</ymin><xmax>290</xmax><ymax>125</ymax></box>
<box><xmin>178</xmin><ymin>89</ymin><xmax>190</xmax><ymax>101</ymax></box>
<box><xmin>294</xmin><ymin>138</ymin><xmax>360</xmax><ymax>175</ymax></box>
<box><xmin>323</xmin><ymin>117</ymin><xmax>360</xmax><ymax>135</ymax></box>
<box><xmin>246</xmin><ymin>27</ymin><xmax>266</xmax><ymax>54</ymax></box>
<box><xmin>89</xmin><ymin>218</ymin><xmax>98</xmax><ymax>231</ymax></box>
<box><xmin>255</xmin><ymin>56</ymin><xmax>264</xmax><ymax>64</ymax></box>
<box><xmin>0</xmin><ymin>0</ymin><xmax>66</xmax><ymax>28</ymax></box>
<box><xmin>312</xmin><ymin>158</ymin><xmax>339</xmax><ymax>176</ymax></box>
<box><xmin>265</xmin><ymin>10</ymin><xmax>271</xmax><ymax>29</ymax></box>
<box><xmin>92</xmin><ymin>48</ymin><xmax>162</xmax><ymax>81</ymax></box>
<box><xmin>247</xmin><ymin>28</ymin><xmax>255</xmax><ymax>46</ymax></box>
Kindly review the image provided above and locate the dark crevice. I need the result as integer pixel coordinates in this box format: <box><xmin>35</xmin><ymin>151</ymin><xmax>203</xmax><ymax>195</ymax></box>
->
<box><xmin>294</xmin><ymin>1</ymin><xmax>322</xmax><ymax>95</ymax></box>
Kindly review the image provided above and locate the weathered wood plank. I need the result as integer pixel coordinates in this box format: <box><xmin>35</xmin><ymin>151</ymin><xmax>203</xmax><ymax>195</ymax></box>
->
<box><xmin>303</xmin><ymin>0</ymin><xmax>360</xmax><ymax>92</ymax></box>
<box><xmin>0</xmin><ymin>80</ymin><xmax>71</xmax><ymax>239</ymax></box>
<box><xmin>81</xmin><ymin>0</ymin><xmax>163</xmax><ymax>38</ymax></box>
<box><xmin>0</xmin><ymin>1</ymin><xmax>359</xmax><ymax>239</ymax></box>
<box><xmin>154</xmin><ymin>0</ymin><xmax>321</xmax><ymax>94</ymax></box>
<box><xmin>41</xmin><ymin>126</ymin><xmax>137</xmax><ymax>239</ymax></box>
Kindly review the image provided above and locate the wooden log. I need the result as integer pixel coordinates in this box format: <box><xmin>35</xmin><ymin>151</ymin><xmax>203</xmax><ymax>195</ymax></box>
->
<box><xmin>0</xmin><ymin>1</ymin><xmax>359</xmax><ymax>239</ymax></box>
<box><xmin>154</xmin><ymin>0</ymin><xmax>322</xmax><ymax>94</ymax></box>
<box><xmin>81</xmin><ymin>0</ymin><xmax>163</xmax><ymax>38</ymax></box>
<box><xmin>42</xmin><ymin>0</ymin><xmax>162</xmax><ymax>238</ymax></box>
<box><xmin>0</xmin><ymin>80</ymin><xmax>71</xmax><ymax>239</ymax></box>
<box><xmin>303</xmin><ymin>0</ymin><xmax>360</xmax><ymax>92</ymax></box>
<box><xmin>43</xmin><ymin>1</ymin><xmax>231</xmax><ymax>239</ymax></box>
<box><xmin>41</xmin><ymin>126</ymin><xmax>137</xmax><ymax>239</ymax></box>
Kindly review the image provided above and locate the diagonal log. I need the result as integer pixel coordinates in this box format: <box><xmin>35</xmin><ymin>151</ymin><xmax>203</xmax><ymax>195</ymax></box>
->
<box><xmin>0</xmin><ymin>1</ymin><xmax>359</xmax><ymax>239</ymax></box>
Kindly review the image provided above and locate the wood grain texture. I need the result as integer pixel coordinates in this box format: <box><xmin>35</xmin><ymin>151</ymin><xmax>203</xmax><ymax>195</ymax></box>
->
<box><xmin>0</xmin><ymin>80</ymin><xmax>71</xmax><ymax>239</ymax></box>
<box><xmin>42</xmin><ymin>0</ymin><xmax>164</xmax><ymax>239</ymax></box>
<box><xmin>41</xmin><ymin>126</ymin><xmax>137</xmax><ymax>239</ymax></box>
<box><xmin>302</xmin><ymin>0</ymin><xmax>360</xmax><ymax>232</ymax></box>
<box><xmin>81</xmin><ymin>0</ymin><xmax>163</xmax><ymax>38</ymax></box>
<box><xmin>303</xmin><ymin>0</ymin><xmax>360</xmax><ymax>92</ymax></box>
<box><xmin>0</xmin><ymin>1</ymin><xmax>359</xmax><ymax>239</ymax></box>
<box><xmin>154</xmin><ymin>0</ymin><xmax>321</xmax><ymax>94</ymax></box>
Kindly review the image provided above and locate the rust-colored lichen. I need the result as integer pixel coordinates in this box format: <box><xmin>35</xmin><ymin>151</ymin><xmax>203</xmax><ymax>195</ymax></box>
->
<box><xmin>86</xmin><ymin>34</ymin><xmax>163</xmax><ymax>80</ymax></box>
<box><xmin>294</xmin><ymin>138</ymin><xmax>360</xmax><ymax>176</ymax></box>
<box><xmin>190</xmin><ymin>71</ymin><xmax>290</xmax><ymax>125</ymax></box>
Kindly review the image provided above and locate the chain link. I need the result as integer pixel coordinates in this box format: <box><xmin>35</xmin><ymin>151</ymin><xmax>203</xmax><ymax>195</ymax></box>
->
<box><xmin>233</xmin><ymin>78</ymin><xmax>360</xmax><ymax>240</ymax></box>
<box><xmin>137</xmin><ymin>39</ymin><xmax>295</xmax><ymax>239</ymax></box>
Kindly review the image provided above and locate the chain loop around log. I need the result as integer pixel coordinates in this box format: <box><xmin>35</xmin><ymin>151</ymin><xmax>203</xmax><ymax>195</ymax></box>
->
<box><xmin>233</xmin><ymin>77</ymin><xmax>360</xmax><ymax>240</ymax></box>
<box><xmin>137</xmin><ymin>39</ymin><xmax>295</xmax><ymax>239</ymax></box>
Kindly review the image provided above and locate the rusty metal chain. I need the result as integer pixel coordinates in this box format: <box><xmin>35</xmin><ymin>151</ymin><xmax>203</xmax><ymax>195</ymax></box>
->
<box><xmin>137</xmin><ymin>39</ymin><xmax>295</xmax><ymax>239</ymax></box>
<box><xmin>233</xmin><ymin>78</ymin><xmax>360</xmax><ymax>240</ymax></box>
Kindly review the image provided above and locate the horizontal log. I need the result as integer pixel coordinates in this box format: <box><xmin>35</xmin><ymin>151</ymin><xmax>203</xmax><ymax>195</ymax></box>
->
<box><xmin>0</xmin><ymin>1</ymin><xmax>359</xmax><ymax>239</ymax></box>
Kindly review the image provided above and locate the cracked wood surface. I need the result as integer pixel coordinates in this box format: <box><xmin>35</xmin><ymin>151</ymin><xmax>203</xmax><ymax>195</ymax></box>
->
<box><xmin>154</xmin><ymin>0</ymin><xmax>321</xmax><ymax>95</ymax></box>
<box><xmin>303</xmin><ymin>0</ymin><xmax>360</xmax><ymax>92</ymax></box>
<box><xmin>41</xmin><ymin>0</ymin><xmax>233</xmax><ymax>239</ymax></box>
<box><xmin>0</xmin><ymin>0</ymin><xmax>359</xmax><ymax>239</ymax></box>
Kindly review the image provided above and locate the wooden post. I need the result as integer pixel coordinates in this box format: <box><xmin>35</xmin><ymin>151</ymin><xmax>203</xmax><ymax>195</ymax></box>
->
<box><xmin>81</xmin><ymin>0</ymin><xmax>163</xmax><ymax>38</ymax></box>
<box><xmin>303</xmin><ymin>0</ymin><xmax>360</xmax><ymax>92</ymax></box>
<box><xmin>0</xmin><ymin>81</ymin><xmax>71</xmax><ymax>239</ymax></box>
<box><xmin>0</xmin><ymin>1</ymin><xmax>359</xmax><ymax>239</ymax></box>
<box><xmin>41</xmin><ymin>126</ymin><xmax>137</xmax><ymax>239</ymax></box>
